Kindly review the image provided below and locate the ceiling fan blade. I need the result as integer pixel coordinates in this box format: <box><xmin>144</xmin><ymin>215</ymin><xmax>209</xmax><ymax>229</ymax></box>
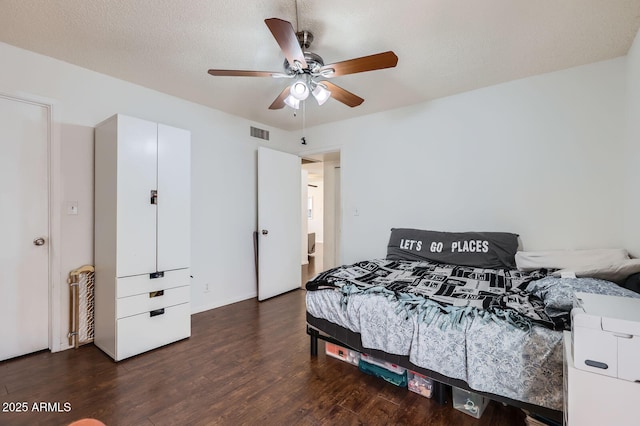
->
<box><xmin>321</xmin><ymin>81</ymin><xmax>364</xmax><ymax>107</ymax></box>
<box><xmin>319</xmin><ymin>51</ymin><xmax>398</xmax><ymax>77</ymax></box>
<box><xmin>208</xmin><ymin>69</ymin><xmax>279</xmax><ymax>77</ymax></box>
<box><xmin>269</xmin><ymin>86</ymin><xmax>291</xmax><ymax>110</ymax></box>
<box><xmin>265</xmin><ymin>18</ymin><xmax>307</xmax><ymax>69</ymax></box>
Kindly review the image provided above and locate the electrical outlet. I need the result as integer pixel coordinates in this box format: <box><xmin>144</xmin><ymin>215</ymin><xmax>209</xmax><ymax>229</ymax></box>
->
<box><xmin>204</xmin><ymin>283</ymin><xmax>210</xmax><ymax>293</ymax></box>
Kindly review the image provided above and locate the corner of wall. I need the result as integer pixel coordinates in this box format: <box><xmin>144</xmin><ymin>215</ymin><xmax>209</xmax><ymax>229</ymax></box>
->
<box><xmin>623</xmin><ymin>28</ymin><xmax>640</xmax><ymax>257</ymax></box>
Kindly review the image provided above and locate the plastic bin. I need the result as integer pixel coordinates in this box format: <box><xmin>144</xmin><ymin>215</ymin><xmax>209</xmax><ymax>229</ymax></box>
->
<box><xmin>358</xmin><ymin>358</ymin><xmax>408</xmax><ymax>387</ymax></box>
<box><xmin>452</xmin><ymin>386</ymin><xmax>490</xmax><ymax>419</ymax></box>
<box><xmin>407</xmin><ymin>371</ymin><xmax>433</xmax><ymax>398</ymax></box>
<box><xmin>360</xmin><ymin>353</ymin><xmax>406</xmax><ymax>375</ymax></box>
<box><xmin>325</xmin><ymin>342</ymin><xmax>360</xmax><ymax>366</ymax></box>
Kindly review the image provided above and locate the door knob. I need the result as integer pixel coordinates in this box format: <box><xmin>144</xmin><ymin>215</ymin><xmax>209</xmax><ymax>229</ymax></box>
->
<box><xmin>33</xmin><ymin>237</ymin><xmax>45</xmax><ymax>246</ymax></box>
<box><xmin>261</xmin><ymin>230</ymin><xmax>269</xmax><ymax>235</ymax></box>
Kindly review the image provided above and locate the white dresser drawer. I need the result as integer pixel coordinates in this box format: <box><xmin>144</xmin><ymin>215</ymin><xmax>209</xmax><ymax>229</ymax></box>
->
<box><xmin>116</xmin><ymin>285</ymin><xmax>190</xmax><ymax>319</ymax></box>
<box><xmin>116</xmin><ymin>302</ymin><xmax>191</xmax><ymax>361</ymax></box>
<box><xmin>116</xmin><ymin>268</ymin><xmax>190</xmax><ymax>298</ymax></box>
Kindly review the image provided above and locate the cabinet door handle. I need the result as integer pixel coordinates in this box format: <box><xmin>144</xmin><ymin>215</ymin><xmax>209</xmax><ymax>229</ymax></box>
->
<box><xmin>149</xmin><ymin>308</ymin><xmax>165</xmax><ymax>317</ymax></box>
<box><xmin>149</xmin><ymin>290</ymin><xmax>164</xmax><ymax>298</ymax></box>
<box><xmin>150</xmin><ymin>189</ymin><xmax>158</xmax><ymax>205</ymax></box>
<box><xmin>585</xmin><ymin>360</ymin><xmax>608</xmax><ymax>370</ymax></box>
<box><xmin>150</xmin><ymin>271</ymin><xmax>164</xmax><ymax>279</ymax></box>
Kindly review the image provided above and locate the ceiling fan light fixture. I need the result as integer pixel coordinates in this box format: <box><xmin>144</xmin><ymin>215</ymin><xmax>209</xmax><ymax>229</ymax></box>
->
<box><xmin>290</xmin><ymin>80</ymin><xmax>310</xmax><ymax>100</ymax></box>
<box><xmin>312</xmin><ymin>83</ymin><xmax>331</xmax><ymax>105</ymax></box>
<box><xmin>284</xmin><ymin>94</ymin><xmax>301</xmax><ymax>109</ymax></box>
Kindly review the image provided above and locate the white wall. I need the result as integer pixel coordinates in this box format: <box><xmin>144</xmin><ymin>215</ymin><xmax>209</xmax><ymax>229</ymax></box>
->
<box><xmin>0</xmin><ymin>42</ymin><xmax>297</xmax><ymax>351</ymax></box>
<box><xmin>624</xmin><ymin>29</ymin><xmax>640</xmax><ymax>257</ymax></box>
<box><xmin>301</xmin><ymin>58</ymin><xmax>628</xmax><ymax>264</ymax></box>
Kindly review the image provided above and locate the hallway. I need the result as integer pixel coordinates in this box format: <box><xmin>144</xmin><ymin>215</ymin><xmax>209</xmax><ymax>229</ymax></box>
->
<box><xmin>302</xmin><ymin>242</ymin><xmax>323</xmax><ymax>286</ymax></box>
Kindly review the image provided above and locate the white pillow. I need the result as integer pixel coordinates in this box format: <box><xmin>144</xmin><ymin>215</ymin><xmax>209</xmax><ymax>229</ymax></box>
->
<box><xmin>515</xmin><ymin>249</ymin><xmax>629</xmax><ymax>271</ymax></box>
<box><xmin>551</xmin><ymin>259</ymin><xmax>640</xmax><ymax>284</ymax></box>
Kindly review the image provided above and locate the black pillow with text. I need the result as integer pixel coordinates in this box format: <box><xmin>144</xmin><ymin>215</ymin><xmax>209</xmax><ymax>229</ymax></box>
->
<box><xmin>386</xmin><ymin>228</ymin><xmax>519</xmax><ymax>269</ymax></box>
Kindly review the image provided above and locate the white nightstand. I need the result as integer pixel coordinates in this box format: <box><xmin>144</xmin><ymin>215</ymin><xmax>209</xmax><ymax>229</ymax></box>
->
<box><xmin>563</xmin><ymin>331</ymin><xmax>640</xmax><ymax>426</ymax></box>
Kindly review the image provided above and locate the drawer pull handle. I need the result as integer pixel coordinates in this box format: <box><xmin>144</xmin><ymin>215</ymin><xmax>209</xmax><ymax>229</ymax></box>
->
<box><xmin>150</xmin><ymin>271</ymin><xmax>164</xmax><ymax>279</ymax></box>
<box><xmin>150</xmin><ymin>308</ymin><xmax>165</xmax><ymax>317</ymax></box>
<box><xmin>585</xmin><ymin>360</ymin><xmax>608</xmax><ymax>370</ymax></box>
<box><xmin>149</xmin><ymin>290</ymin><xmax>164</xmax><ymax>298</ymax></box>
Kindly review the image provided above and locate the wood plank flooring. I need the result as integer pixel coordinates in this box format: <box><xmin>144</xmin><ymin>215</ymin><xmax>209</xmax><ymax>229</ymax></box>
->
<box><xmin>302</xmin><ymin>243</ymin><xmax>323</xmax><ymax>286</ymax></box>
<box><xmin>0</xmin><ymin>289</ymin><xmax>527</xmax><ymax>425</ymax></box>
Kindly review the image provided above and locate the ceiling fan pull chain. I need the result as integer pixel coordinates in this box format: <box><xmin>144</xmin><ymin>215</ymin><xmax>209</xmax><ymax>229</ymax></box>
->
<box><xmin>301</xmin><ymin>99</ymin><xmax>307</xmax><ymax>144</ymax></box>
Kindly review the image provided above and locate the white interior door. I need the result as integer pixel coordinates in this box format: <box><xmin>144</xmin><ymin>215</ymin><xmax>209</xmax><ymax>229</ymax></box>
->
<box><xmin>334</xmin><ymin>166</ymin><xmax>342</xmax><ymax>267</ymax></box>
<box><xmin>258</xmin><ymin>147</ymin><xmax>301</xmax><ymax>301</ymax></box>
<box><xmin>0</xmin><ymin>95</ymin><xmax>50</xmax><ymax>361</ymax></box>
<box><xmin>301</xmin><ymin>169</ymin><xmax>309</xmax><ymax>267</ymax></box>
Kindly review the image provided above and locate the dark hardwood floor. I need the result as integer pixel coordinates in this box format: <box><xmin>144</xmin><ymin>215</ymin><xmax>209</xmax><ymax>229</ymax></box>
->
<box><xmin>0</xmin><ymin>289</ymin><xmax>526</xmax><ymax>425</ymax></box>
<box><xmin>302</xmin><ymin>242</ymin><xmax>323</xmax><ymax>286</ymax></box>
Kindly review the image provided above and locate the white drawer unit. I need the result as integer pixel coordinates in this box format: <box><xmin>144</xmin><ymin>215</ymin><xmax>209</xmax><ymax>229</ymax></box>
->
<box><xmin>116</xmin><ymin>302</ymin><xmax>191</xmax><ymax>361</ymax></box>
<box><xmin>117</xmin><ymin>284</ymin><xmax>191</xmax><ymax>319</ymax></box>
<box><xmin>94</xmin><ymin>114</ymin><xmax>191</xmax><ymax>361</ymax></box>
<box><xmin>116</xmin><ymin>269</ymin><xmax>191</xmax><ymax>299</ymax></box>
<box><xmin>563</xmin><ymin>331</ymin><xmax>640</xmax><ymax>426</ymax></box>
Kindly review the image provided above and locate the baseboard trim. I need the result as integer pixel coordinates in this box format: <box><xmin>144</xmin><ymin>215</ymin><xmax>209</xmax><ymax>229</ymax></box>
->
<box><xmin>191</xmin><ymin>292</ymin><xmax>257</xmax><ymax>315</ymax></box>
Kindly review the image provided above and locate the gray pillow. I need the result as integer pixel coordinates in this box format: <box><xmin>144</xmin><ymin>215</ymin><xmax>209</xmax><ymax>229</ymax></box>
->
<box><xmin>386</xmin><ymin>228</ymin><xmax>519</xmax><ymax>269</ymax></box>
<box><xmin>526</xmin><ymin>276</ymin><xmax>640</xmax><ymax>316</ymax></box>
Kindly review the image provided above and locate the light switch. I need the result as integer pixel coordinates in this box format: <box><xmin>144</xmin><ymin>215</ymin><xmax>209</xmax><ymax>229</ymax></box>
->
<box><xmin>66</xmin><ymin>201</ymin><xmax>78</xmax><ymax>215</ymax></box>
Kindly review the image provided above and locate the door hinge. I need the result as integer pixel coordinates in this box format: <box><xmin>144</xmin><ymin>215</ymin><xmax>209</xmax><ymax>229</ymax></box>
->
<box><xmin>150</xmin><ymin>190</ymin><xmax>158</xmax><ymax>205</ymax></box>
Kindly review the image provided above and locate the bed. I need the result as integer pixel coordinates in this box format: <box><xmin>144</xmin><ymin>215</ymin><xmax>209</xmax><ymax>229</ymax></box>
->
<box><xmin>305</xmin><ymin>229</ymin><xmax>640</xmax><ymax>422</ymax></box>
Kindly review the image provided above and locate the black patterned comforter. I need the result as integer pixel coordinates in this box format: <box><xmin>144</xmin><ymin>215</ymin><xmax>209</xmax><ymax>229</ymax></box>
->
<box><xmin>306</xmin><ymin>259</ymin><xmax>562</xmax><ymax>331</ymax></box>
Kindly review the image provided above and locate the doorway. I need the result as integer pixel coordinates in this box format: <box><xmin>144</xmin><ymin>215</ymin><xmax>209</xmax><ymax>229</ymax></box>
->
<box><xmin>301</xmin><ymin>151</ymin><xmax>341</xmax><ymax>285</ymax></box>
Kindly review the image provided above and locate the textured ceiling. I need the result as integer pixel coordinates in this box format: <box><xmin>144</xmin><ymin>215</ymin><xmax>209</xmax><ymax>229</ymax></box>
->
<box><xmin>1</xmin><ymin>0</ymin><xmax>639</xmax><ymax>131</ymax></box>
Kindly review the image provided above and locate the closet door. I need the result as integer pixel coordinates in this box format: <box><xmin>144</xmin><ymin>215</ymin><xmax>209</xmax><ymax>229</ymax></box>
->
<box><xmin>0</xmin><ymin>95</ymin><xmax>49</xmax><ymax>360</ymax></box>
<box><xmin>156</xmin><ymin>123</ymin><xmax>191</xmax><ymax>271</ymax></box>
<box><xmin>115</xmin><ymin>115</ymin><xmax>158</xmax><ymax>277</ymax></box>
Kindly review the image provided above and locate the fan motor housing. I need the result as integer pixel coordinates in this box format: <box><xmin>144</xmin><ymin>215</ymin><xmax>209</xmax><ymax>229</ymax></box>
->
<box><xmin>296</xmin><ymin>30</ymin><xmax>314</xmax><ymax>49</ymax></box>
<box><xmin>284</xmin><ymin>51</ymin><xmax>324</xmax><ymax>74</ymax></box>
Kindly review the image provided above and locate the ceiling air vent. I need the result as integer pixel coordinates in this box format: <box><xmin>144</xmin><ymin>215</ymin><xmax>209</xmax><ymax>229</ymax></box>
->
<box><xmin>250</xmin><ymin>126</ymin><xmax>269</xmax><ymax>141</ymax></box>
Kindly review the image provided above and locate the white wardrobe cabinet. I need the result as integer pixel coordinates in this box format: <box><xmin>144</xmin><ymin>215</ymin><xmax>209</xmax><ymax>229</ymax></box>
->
<box><xmin>94</xmin><ymin>114</ymin><xmax>191</xmax><ymax>361</ymax></box>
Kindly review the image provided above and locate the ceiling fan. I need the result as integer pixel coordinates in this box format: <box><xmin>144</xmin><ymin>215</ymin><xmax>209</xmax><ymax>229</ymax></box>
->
<box><xmin>207</xmin><ymin>18</ymin><xmax>398</xmax><ymax>110</ymax></box>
